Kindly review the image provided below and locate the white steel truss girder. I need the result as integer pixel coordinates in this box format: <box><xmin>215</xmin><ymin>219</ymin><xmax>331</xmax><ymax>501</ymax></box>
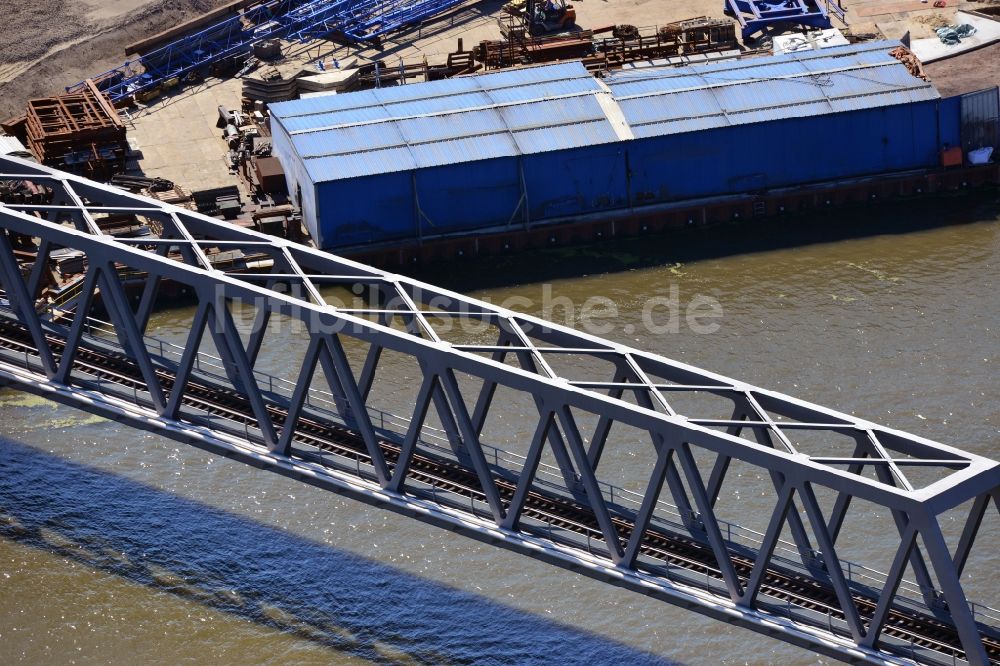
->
<box><xmin>0</xmin><ymin>154</ymin><xmax>997</xmax><ymax>665</ymax></box>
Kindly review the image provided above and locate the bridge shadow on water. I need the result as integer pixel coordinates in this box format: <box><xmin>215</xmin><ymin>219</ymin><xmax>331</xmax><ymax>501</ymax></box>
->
<box><xmin>0</xmin><ymin>435</ymin><xmax>679</xmax><ymax>666</ymax></box>
<box><xmin>411</xmin><ymin>193</ymin><xmax>1000</xmax><ymax>291</ymax></box>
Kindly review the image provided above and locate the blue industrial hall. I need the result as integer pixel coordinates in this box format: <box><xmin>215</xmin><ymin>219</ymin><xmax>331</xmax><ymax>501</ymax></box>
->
<box><xmin>269</xmin><ymin>41</ymin><xmax>960</xmax><ymax>251</ymax></box>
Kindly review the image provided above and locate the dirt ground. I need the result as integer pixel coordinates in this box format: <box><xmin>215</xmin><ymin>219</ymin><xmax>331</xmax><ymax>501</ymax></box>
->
<box><xmin>925</xmin><ymin>42</ymin><xmax>1000</xmax><ymax>96</ymax></box>
<box><xmin>0</xmin><ymin>0</ymin><xmax>230</xmax><ymax>118</ymax></box>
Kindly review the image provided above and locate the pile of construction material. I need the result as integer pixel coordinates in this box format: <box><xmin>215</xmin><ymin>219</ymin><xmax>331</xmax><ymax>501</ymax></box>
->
<box><xmin>217</xmin><ymin>104</ymin><xmax>276</xmax><ymax>196</ymax></box>
<box><xmin>192</xmin><ymin>185</ymin><xmax>243</xmax><ymax>219</ymax></box>
<box><xmin>889</xmin><ymin>45</ymin><xmax>928</xmax><ymax>81</ymax></box>
<box><xmin>241</xmin><ymin>41</ymin><xmax>480</xmax><ymax>107</ymax></box>
<box><xmin>110</xmin><ymin>174</ymin><xmax>196</xmax><ymax>210</ymax></box>
<box><xmin>297</xmin><ymin>68</ymin><xmax>360</xmax><ymax>97</ymax></box>
<box><xmin>73</xmin><ymin>0</ymin><xmax>472</xmax><ymax>105</ymax></box>
<box><xmin>253</xmin><ymin>205</ymin><xmax>302</xmax><ymax>242</ymax></box>
<box><xmin>0</xmin><ymin>178</ymin><xmax>53</xmax><ymax>205</ymax></box>
<box><xmin>242</xmin><ymin>68</ymin><xmax>298</xmax><ymax>104</ymax></box>
<box><xmin>476</xmin><ymin>18</ymin><xmax>737</xmax><ymax>71</ymax></box>
<box><xmin>2</xmin><ymin>81</ymin><xmax>128</xmax><ymax>182</ymax></box>
<box><xmin>110</xmin><ymin>174</ymin><xmax>175</xmax><ymax>193</ymax></box>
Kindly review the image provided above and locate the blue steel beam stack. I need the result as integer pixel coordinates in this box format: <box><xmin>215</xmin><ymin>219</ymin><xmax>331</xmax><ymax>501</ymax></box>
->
<box><xmin>724</xmin><ymin>0</ymin><xmax>846</xmax><ymax>41</ymax></box>
<box><xmin>338</xmin><ymin>0</ymin><xmax>474</xmax><ymax>41</ymax></box>
<box><xmin>67</xmin><ymin>0</ymin><xmax>470</xmax><ymax>103</ymax></box>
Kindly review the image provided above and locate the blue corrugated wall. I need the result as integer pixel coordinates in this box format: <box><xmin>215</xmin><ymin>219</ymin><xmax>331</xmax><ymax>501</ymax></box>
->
<box><xmin>523</xmin><ymin>145</ymin><xmax>629</xmax><ymax>220</ymax></box>
<box><xmin>315</xmin><ymin>171</ymin><xmax>415</xmax><ymax>248</ymax></box>
<box><xmin>627</xmin><ymin>101</ymin><xmax>941</xmax><ymax>204</ymax></box>
<box><xmin>414</xmin><ymin>158</ymin><xmax>522</xmax><ymax>232</ymax></box>
<box><xmin>314</xmin><ymin>100</ymin><xmax>955</xmax><ymax>250</ymax></box>
<box><xmin>938</xmin><ymin>95</ymin><xmax>962</xmax><ymax>150</ymax></box>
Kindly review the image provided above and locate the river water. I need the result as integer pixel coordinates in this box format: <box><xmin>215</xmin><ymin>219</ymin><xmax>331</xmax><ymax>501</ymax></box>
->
<box><xmin>1</xmin><ymin>200</ymin><xmax>998</xmax><ymax>665</ymax></box>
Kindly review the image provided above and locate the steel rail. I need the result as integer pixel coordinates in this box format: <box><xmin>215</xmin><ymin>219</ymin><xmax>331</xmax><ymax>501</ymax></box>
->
<box><xmin>0</xmin><ymin>320</ymin><xmax>994</xmax><ymax>666</ymax></box>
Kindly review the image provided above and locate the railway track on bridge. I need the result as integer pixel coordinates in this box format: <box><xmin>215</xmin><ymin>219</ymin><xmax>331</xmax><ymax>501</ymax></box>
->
<box><xmin>0</xmin><ymin>318</ymin><xmax>996</xmax><ymax>665</ymax></box>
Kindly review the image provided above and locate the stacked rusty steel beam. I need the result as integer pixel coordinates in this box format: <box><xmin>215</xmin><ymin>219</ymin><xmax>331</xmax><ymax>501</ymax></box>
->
<box><xmin>597</xmin><ymin>18</ymin><xmax>738</xmax><ymax>69</ymax></box>
<box><xmin>25</xmin><ymin>81</ymin><xmax>127</xmax><ymax>182</ymax></box>
<box><xmin>474</xmin><ymin>18</ymin><xmax>738</xmax><ymax>72</ymax></box>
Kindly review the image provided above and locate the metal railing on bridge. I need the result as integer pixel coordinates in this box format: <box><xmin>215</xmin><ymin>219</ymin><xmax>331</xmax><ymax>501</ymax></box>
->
<box><xmin>17</xmin><ymin>305</ymin><xmax>1000</xmax><ymax>635</ymax></box>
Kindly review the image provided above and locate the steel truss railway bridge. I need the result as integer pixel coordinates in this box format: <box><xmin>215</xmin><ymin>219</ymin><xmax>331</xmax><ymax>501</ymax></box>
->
<box><xmin>0</xmin><ymin>155</ymin><xmax>997</xmax><ymax>665</ymax></box>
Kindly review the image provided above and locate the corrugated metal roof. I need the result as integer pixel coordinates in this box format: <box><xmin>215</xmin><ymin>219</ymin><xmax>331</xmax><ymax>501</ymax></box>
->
<box><xmin>605</xmin><ymin>40</ymin><xmax>938</xmax><ymax>137</ymax></box>
<box><xmin>410</xmin><ymin>133</ymin><xmax>519</xmax><ymax>169</ymax></box>
<box><xmin>513</xmin><ymin>121</ymin><xmax>622</xmax><ymax>155</ymax></box>
<box><xmin>0</xmin><ymin>135</ymin><xmax>27</xmax><ymax>155</ymax></box>
<box><xmin>270</xmin><ymin>41</ymin><xmax>940</xmax><ymax>184</ymax></box>
<box><xmin>272</xmin><ymin>61</ymin><xmax>624</xmax><ymax>183</ymax></box>
<box><xmin>269</xmin><ymin>62</ymin><xmax>591</xmax><ymax>121</ymax></box>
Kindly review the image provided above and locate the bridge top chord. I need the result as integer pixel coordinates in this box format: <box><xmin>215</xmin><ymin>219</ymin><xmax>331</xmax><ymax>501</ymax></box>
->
<box><xmin>0</xmin><ymin>153</ymin><xmax>995</xmax><ymax>509</ymax></box>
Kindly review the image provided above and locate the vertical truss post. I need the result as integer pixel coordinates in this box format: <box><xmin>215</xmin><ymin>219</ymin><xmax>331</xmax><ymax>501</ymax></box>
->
<box><xmin>164</xmin><ymin>299</ymin><xmax>210</xmax><ymax>419</ymax></box>
<box><xmin>205</xmin><ymin>295</ymin><xmax>278</xmax><ymax>448</ymax></box>
<box><xmin>425</xmin><ymin>361</ymin><xmax>467</xmax><ymax>460</ymax></box>
<box><xmin>735</xmin><ymin>400</ymin><xmax>816</xmax><ymax>566</ymax></box>
<box><xmin>741</xmin><ymin>479</ymin><xmax>796</xmax><ymax>606</ymax></box>
<box><xmin>870</xmin><ymin>463</ymin><xmax>938</xmax><ymax>607</ymax></box>
<box><xmin>504</xmin><ymin>336</ymin><xmax>585</xmax><ymax>498</ymax></box>
<box><xmin>706</xmin><ymin>454</ymin><xmax>732</xmax><ymax>507</ymax></box>
<box><xmin>824</xmin><ymin>439</ymin><xmax>868</xmax><ymax>543</ymax></box>
<box><xmin>134</xmin><ymin>243</ymin><xmax>172</xmax><ymax>335</ymax></box>
<box><xmin>25</xmin><ymin>239</ymin><xmax>52</xmax><ymax>300</ymax></box>
<box><xmin>676</xmin><ymin>441</ymin><xmax>743</xmax><ymax>600</ymax></box>
<box><xmin>622</xmin><ymin>439</ymin><xmax>674</xmax><ymax>568</ymax></box>
<box><xmin>798</xmin><ymin>481</ymin><xmax>864</xmax><ymax>641</ymax></box>
<box><xmin>861</xmin><ymin>522</ymin><xmax>918</xmax><ymax>649</ymax></box>
<box><xmin>357</xmin><ymin>340</ymin><xmax>383</xmax><ymax>401</ymax></box>
<box><xmin>53</xmin><ymin>265</ymin><xmax>99</xmax><ymax>385</ymax></box>
<box><xmin>277</xmin><ymin>333</ymin><xmax>324</xmax><ymax>456</ymax></box>
<box><xmin>438</xmin><ymin>366</ymin><xmax>505</xmax><ymax>523</ymax></box>
<box><xmin>469</xmin><ymin>331</ymin><xmax>512</xmax><ymax>437</ymax></box>
<box><xmin>952</xmin><ymin>492</ymin><xmax>990</xmax><ymax>577</ymax></box>
<box><xmin>388</xmin><ymin>370</ymin><xmax>436</xmax><ymax>493</ymax></box>
<box><xmin>556</xmin><ymin>404</ymin><xmax>624</xmax><ymax>563</ymax></box>
<box><xmin>706</xmin><ymin>404</ymin><xmax>752</xmax><ymax>506</ymax></box>
<box><xmin>325</xmin><ymin>333</ymin><xmax>390</xmax><ymax>486</ymax></box>
<box><xmin>357</xmin><ymin>282</ymin><xmax>390</xmax><ymax>401</ymax></box>
<box><xmin>918</xmin><ymin>515</ymin><xmax>990</xmax><ymax>665</ymax></box>
<box><xmin>245</xmin><ymin>298</ymin><xmax>272</xmax><ymax>368</ymax></box>
<box><xmin>631</xmin><ymin>384</ymin><xmax>695</xmax><ymax>525</ymax></box>
<box><xmin>96</xmin><ymin>262</ymin><xmax>167</xmax><ymax>414</ymax></box>
<box><xmin>311</xmin><ymin>337</ymin><xmax>354</xmax><ymax>426</ymax></box>
<box><xmin>0</xmin><ymin>230</ymin><xmax>57</xmax><ymax>378</ymax></box>
<box><xmin>501</xmin><ymin>408</ymin><xmax>555</xmax><ymax>530</ymax></box>
<box><xmin>585</xmin><ymin>366</ymin><xmax>631</xmax><ymax>469</ymax></box>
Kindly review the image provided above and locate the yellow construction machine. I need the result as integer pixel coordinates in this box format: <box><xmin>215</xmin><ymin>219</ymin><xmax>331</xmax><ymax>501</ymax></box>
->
<box><xmin>501</xmin><ymin>0</ymin><xmax>577</xmax><ymax>37</ymax></box>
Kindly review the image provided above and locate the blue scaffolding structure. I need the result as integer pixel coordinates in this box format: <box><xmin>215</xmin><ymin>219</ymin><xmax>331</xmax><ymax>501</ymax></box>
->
<box><xmin>68</xmin><ymin>0</ymin><xmax>470</xmax><ymax>103</ymax></box>
<box><xmin>725</xmin><ymin>0</ymin><xmax>846</xmax><ymax>41</ymax></box>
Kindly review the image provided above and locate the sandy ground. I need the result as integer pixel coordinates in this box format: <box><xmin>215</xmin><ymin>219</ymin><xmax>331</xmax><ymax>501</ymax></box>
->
<box><xmin>925</xmin><ymin>41</ymin><xmax>1000</xmax><ymax>95</ymax></box>
<box><xmin>0</xmin><ymin>0</ymin><xmax>229</xmax><ymax>118</ymax></box>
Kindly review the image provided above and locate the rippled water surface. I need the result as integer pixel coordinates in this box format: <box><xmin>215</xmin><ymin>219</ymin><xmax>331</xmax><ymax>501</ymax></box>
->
<box><xmin>1</xmin><ymin>203</ymin><xmax>998</xmax><ymax>664</ymax></box>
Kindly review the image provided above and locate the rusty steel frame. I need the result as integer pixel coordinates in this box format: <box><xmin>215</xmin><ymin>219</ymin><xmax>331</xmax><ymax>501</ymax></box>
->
<box><xmin>0</xmin><ymin>154</ymin><xmax>997</xmax><ymax>665</ymax></box>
